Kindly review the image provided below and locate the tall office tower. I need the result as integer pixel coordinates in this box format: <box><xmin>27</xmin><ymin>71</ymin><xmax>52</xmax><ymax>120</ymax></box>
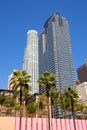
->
<box><xmin>22</xmin><ymin>30</ymin><xmax>39</xmax><ymax>94</ymax></box>
<box><xmin>39</xmin><ymin>12</ymin><xmax>76</xmax><ymax>93</ymax></box>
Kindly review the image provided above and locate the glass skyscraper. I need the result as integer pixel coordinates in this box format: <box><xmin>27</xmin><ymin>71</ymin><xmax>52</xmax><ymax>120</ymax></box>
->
<box><xmin>39</xmin><ymin>12</ymin><xmax>76</xmax><ymax>93</ymax></box>
<box><xmin>22</xmin><ymin>30</ymin><xmax>39</xmax><ymax>94</ymax></box>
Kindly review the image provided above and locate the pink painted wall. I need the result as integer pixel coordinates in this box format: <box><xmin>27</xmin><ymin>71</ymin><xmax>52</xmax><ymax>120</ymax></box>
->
<box><xmin>15</xmin><ymin>117</ymin><xmax>87</xmax><ymax>130</ymax></box>
<box><xmin>0</xmin><ymin>117</ymin><xmax>87</xmax><ymax>130</ymax></box>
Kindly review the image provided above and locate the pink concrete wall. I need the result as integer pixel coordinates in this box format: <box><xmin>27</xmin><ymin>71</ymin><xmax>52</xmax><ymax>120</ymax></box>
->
<box><xmin>15</xmin><ymin>117</ymin><xmax>87</xmax><ymax>130</ymax></box>
<box><xmin>0</xmin><ymin>117</ymin><xmax>87</xmax><ymax>130</ymax></box>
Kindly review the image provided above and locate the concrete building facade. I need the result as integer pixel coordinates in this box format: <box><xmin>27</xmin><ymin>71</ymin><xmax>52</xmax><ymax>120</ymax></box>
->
<box><xmin>22</xmin><ymin>30</ymin><xmax>39</xmax><ymax>94</ymax></box>
<box><xmin>77</xmin><ymin>82</ymin><xmax>87</xmax><ymax>99</ymax></box>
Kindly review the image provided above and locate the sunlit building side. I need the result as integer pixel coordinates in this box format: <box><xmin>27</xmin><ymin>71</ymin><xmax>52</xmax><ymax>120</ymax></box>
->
<box><xmin>22</xmin><ymin>30</ymin><xmax>39</xmax><ymax>94</ymax></box>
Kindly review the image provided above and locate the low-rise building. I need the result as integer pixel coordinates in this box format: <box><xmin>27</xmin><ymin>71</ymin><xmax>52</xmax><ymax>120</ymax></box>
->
<box><xmin>77</xmin><ymin>82</ymin><xmax>87</xmax><ymax>99</ymax></box>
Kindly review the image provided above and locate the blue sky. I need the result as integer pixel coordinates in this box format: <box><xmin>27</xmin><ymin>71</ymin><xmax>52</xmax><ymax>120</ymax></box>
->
<box><xmin>0</xmin><ymin>0</ymin><xmax>87</xmax><ymax>89</ymax></box>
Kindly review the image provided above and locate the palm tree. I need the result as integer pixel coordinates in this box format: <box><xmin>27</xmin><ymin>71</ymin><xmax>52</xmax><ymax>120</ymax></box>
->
<box><xmin>27</xmin><ymin>102</ymin><xmax>38</xmax><ymax>130</ymax></box>
<box><xmin>36</xmin><ymin>94</ymin><xmax>47</xmax><ymax>130</ymax></box>
<box><xmin>64</xmin><ymin>86</ymin><xmax>79</xmax><ymax>130</ymax></box>
<box><xmin>50</xmin><ymin>89</ymin><xmax>60</xmax><ymax>118</ymax></box>
<box><xmin>38</xmin><ymin>71</ymin><xmax>56</xmax><ymax>130</ymax></box>
<box><xmin>10</xmin><ymin>69</ymin><xmax>31</xmax><ymax>130</ymax></box>
<box><xmin>59</xmin><ymin>93</ymin><xmax>71</xmax><ymax>118</ymax></box>
<box><xmin>37</xmin><ymin>94</ymin><xmax>47</xmax><ymax>117</ymax></box>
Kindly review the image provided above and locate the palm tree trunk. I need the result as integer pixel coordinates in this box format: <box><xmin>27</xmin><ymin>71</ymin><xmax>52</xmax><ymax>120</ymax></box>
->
<box><xmin>71</xmin><ymin>97</ymin><xmax>76</xmax><ymax>130</ymax></box>
<box><xmin>41</xmin><ymin>116</ymin><xmax>43</xmax><ymax>130</ymax></box>
<box><xmin>19</xmin><ymin>87</ymin><xmax>22</xmax><ymax>130</ymax></box>
<box><xmin>36</xmin><ymin>106</ymin><xmax>38</xmax><ymax>130</ymax></box>
<box><xmin>25</xmin><ymin>104</ymin><xmax>27</xmax><ymax>130</ymax></box>
<box><xmin>19</xmin><ymin>106</ymin><xmax>22</xmax><ymax>130</ymax></box>
<box><xmin>46</xmin><ymin>83</ymin><xmax>51</xmax><ymax>130</ymax></box>
<box><xmin>31</xmin><ymin>117</ymin><xmax>33</xmax><ymax>130</ymax></box>
<box><xmin>63</xmin><ymin>111</ymin><xmax>67</xmax><ymax>119</ymax></box>
<box><xmin>47</xmin><ymin>96</ymin><xmax>51</xmax><ymax>130</ymax></box>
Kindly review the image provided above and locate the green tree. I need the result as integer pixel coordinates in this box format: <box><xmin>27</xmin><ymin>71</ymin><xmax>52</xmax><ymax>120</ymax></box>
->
<box><xmin>59</xmin><ymin>92</ymin><xmax>70</xmax><ymax>118</ymax></box>
<box><xmin>4</xmin><ymin>95</ymin><xmax>14</xmax><ymax>116</ymax></box>
<box><xmin>27</xmin><ymin>102</ymin><xmax>38</xmax><ymax>117</ymax></box>
<box><xmin>0</xmin><ymin>92</ymin><xmax>15</xmax><ymax>116</ymax></box>
<box><xmin>14</xmin><ymin>102</ymin><xmax>20</xmax><ymax>116</ymax></box>
<box><xmin>38</xmin><ymin>71</ymin><xmax>56</xmax><ymax>130</ymax></box>
<box><xmin>64</xmin><ymin>87</ymin><xmax>79</xmax><ymax>130</ymax></box>
<box><xmin>10</xmin><ymin>69</ymin><xmax>31</xmax><ymax>130</ymax></box>
<box><xmin>27</xmin><ymin>102</ymin><xmax>38</xmax><ymax>130</ymax></box>
<box><xmin>64</xmin><ymin>87</ymin><xmax>79</xmax><ymax>118</ymax></box>
<box><xmin>74</xmin><ymin>101</ymin><xmax>87</xmax><ymax>119</ymax></box>
<box><xmin>83</xmin><ymin>104</ymin><xmax>87</xmax><ymax>119</ymax></box>
<box><xmin>0</xmin><ymin>92</ymin><xmax>5</xmax><ymax>106</ymax></box>
<box><xmin>50</xmin><ymin>89</ymin><xmax>60</xmax><ymax>118</ymax></box>
<box><xmin>37</xmin><ymin>94</ymin><xmax>47</xmax><ymax>117</ymax></box>
<box><xmin>0</xmin><ymin>92</ymin><xmax>6</xmax><ymax>116</ymax></box>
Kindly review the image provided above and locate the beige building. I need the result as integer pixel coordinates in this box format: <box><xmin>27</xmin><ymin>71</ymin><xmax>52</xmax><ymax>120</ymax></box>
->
<box><xmin>77</xmin><ymin>82</ymin><xmax>87</xmax><ymax>99</ymax></box>
<box><xmin>7</xmin><ymin>71</ymin><xmax>15</xmax><ymax>90</ymax></box>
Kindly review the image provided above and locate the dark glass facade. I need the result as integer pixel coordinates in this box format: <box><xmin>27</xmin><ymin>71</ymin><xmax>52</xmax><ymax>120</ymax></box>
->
<box><xmin>39</xmin><ymin>12</ymin><xmax>76</xmax><ymax>92</ymax></box>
